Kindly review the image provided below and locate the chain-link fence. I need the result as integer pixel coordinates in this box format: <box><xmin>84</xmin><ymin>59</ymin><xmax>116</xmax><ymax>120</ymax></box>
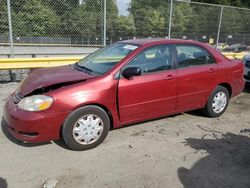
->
<box><xmin>171</xmin><ymin>1</ymin><xmax>222</xmax><ymax>44</ymax></box>
<box><xmin>1</xmin><ymin>0</ymin><xmax>250</xmax><ymax>57</ymax></box>
<box><xmin>0</xmin><ymin>0</ymin><xmax>104</xmax><ymax>48</ymax></box>
<box><xmin>118</xmin><ymin>0</ymin><xmax>250</xmax><ymax>48</ymax></box>
<box><xmin>0</xmin><ymin>0</ymin><xmax>9</xmax><ymax>44</ymax></box>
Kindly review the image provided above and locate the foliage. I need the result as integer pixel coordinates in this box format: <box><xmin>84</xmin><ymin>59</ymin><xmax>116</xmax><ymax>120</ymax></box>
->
<box><xmin>69</xmin><ymin>1</ymin><xmax>102</xmax><ymax>37</ymax></box>
<box><xmin>192</xmin><ymin>0</ymin><xmax>244</xmax><ymax>7</ymax></box>
<box><xmin>115</xmin><ymin>15</ymin><xmax>136</xmax><ymax>38</ymax></box>
<box><xmin>0</xmin><ymin>0</ymin><xmax>8</xmax><ymax>36</ymax></box>
<box><xmin>172</xmin><ymin>2</ymin><xmax>193</xmax><ymax>34</ymax></box>
<box><xmin>12</xmin><ymin>0</ymin><xmax>60</xmax><ymax>37</ymax></box>
<box><xmin>1</xmin><ymin>0</ymin><xmax>250</xmax><ymax>43</ymax></box>
<box><xmin>130</xmin><ymin>0</ymin><xmax>168</xmax><ymax>37</ymax></box>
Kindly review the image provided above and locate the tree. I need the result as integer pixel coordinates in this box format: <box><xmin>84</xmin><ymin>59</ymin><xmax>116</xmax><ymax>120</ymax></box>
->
<box><xmin>171</xmin><ymin>2</ymin><xmax>193</xmax><ymax>35</ymax></box>
<box><xmin>182</xmin><ymin>3</ymin><xmax>221</xmax><ymax>35</ymax></box>
<box><xmin>115</xmin><ymin>15</ymin><xmax>136</xmax><ymax>39</ymax></box>
<box><xmin>129</xmin><ymin>0</ymin><xmax>169</xmax><ymax>37</ymax></box>
<box><xmin>69</xmin><ymin>1</ymin><xmax>102</xmax><ymax>38</ymax></box>
<box><xmin>241</xmin><ymin>0</ymin><xmax>250</xmax><ymax>8</ymax></box>
<box><xmin>0</xmin><ymin>0</ymin><xmax>8</xmax><ymax>36</ymax></box>
<box><xmin>105</xmin><ymin>0</ymin><xmax>119</xmax><ymax>41</ymax></box>
<box><xmin>42</xmin><ymin>0</ymin><xmax>79</xmax><ymax>37</ymax></box>
<box><xmin>11</xmin><ymin>0</ymin><xmax>28</xmax><ymax>13</ymax></box>
<box><xmin>2</xmin><ymin>0</ymin><xmax>250</xmax><ymax>44</ymax></box>
<box><xmin>12</xmin><ymin>0</ymin><xmax>60</xmax><ymax>37</ymax></box>
<box><xmin>68</xmin><ymin>0</ymin><xmax>120</xmax><ymax>42</ymax></box>
<box><xmin>220</xmin><ymin>7</ymin><xmax>244</xmax><ymax>34</ymax></box>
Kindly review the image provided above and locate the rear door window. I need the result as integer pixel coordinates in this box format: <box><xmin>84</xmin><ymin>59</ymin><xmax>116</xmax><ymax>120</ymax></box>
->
<box><xmin>176</xmin><ymin>45</ymin><xmax>215</xmax><ymax>68</ymax></box>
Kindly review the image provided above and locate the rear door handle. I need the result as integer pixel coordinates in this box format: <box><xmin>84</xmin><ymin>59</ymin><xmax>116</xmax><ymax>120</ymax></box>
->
<box><xmin>165</xmin><ymin>75</ymin><xmax>175</xmax><ymax>80</ymax></box>
<box><xmin>208</xmin><ymin>68</ymin><xmax>215</xmax><ymax>73</ymax></box>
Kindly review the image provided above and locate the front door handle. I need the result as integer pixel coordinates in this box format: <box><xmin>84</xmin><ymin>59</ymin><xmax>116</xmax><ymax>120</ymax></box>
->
<box><xmin>165</xmin><ymin>75</ymin><xmax>175</xmax><ymax>80</ymax></box>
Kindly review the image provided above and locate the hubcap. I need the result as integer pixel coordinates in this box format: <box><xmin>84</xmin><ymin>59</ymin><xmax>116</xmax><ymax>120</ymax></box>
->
<box><xmin>212</xmin><ymin>91</ymin><xmax>227</xmax><ymax>114</ymax></box>
<box><xmin>72</xmin><ymin>114</ymin><xmax>104</xmax><ymax>145</ymax></box>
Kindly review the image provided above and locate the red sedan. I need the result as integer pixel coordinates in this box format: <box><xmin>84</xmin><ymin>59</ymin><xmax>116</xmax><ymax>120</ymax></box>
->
<box><xmin>3</xmin><ymin>39</ymin><xmax>245</xmax><ymax>150</ymax></box>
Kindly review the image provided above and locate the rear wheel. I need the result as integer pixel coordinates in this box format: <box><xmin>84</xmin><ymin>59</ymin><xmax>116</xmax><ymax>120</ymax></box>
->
<box><xmin>203</xmin><ymin>86</ymin><xmax>229</xmax><ymax>117</ymax></box>
<box><xmin>62</xmin><ymin>105</ymin><xmax>110</xmax><ymax>151</ymax></box>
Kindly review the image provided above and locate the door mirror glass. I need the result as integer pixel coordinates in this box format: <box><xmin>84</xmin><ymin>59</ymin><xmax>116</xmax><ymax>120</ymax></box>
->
<box><xmin>122</xmin><ymin>67</ymin><xmax>142</xmax><ymax>79</ymax></box>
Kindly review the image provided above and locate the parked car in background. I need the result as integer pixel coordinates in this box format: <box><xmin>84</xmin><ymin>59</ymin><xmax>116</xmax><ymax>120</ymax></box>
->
<box><xmin>3</xmin><ymin>39</ymin><xmax>245</xmax><ymax>151</ymax></box>
<box><xmin>214</xmin><ymin>43</ymin><xmax>229</xmax><ymax>51</ymax></box>
<box><xmin>243</xmin><ymin>54</ymin><xmax>250</xmax><ymax>84</ymax></box>
<box><xmin>223</xmin><ymin>43</ymin><xmax>247</xmax><ymax>53</ymax></box>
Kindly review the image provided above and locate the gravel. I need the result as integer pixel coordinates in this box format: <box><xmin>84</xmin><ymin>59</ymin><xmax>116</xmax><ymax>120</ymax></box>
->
<box><xmin>0</xmin><ymin>83</ymin><xmax>250</xmax><ymax>188</ymax></box>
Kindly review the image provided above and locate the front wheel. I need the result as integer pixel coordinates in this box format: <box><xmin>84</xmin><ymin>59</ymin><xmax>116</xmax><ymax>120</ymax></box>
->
<box><xmin>62</xmin><ymin>105</ymin><xmax>110</xmax><ymax>151</ymax></box>
<box><xmin>203</xmin><ymin>86</ymin><xmax>229</xmax><ymax>118</ymax></box>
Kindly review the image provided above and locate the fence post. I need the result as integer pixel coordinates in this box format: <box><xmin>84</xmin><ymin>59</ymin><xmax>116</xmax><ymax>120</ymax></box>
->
<box><xmin>103</xmin><ymin>0</ymin><xmax>107</xmax><ymax>46</ymax></box>
<box><xmin>243</xmin><ymin>33</ymin><xmax>246</xmax><ymax>44</ymax></box>
<box><xmin>216</xmin><ymin>5</ymin><xmax>224</xmax><ymax>48</ymax></box>
<box><xmin>7</xmin><ymin>0</ymin><xmax>14</xmax><ymax>58</ymax></box>
<box><xmin>168</xmin><ymin>0</ymin><xmax>173</xmax><ymax>38</ymax></box>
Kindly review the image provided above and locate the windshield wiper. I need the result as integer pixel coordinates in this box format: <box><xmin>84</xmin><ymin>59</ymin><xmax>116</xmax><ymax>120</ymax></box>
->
<box><xmin>74</xmin><ymin>63</ymin><xmax>97</xmax><ymax>75</ymax></box>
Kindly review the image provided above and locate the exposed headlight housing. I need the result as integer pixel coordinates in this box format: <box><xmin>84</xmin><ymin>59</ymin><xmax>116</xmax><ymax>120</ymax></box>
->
<box><xmin>18</xmin><ymin>95</ymin><xmax>53</xmax><ymax>111</ymax></box>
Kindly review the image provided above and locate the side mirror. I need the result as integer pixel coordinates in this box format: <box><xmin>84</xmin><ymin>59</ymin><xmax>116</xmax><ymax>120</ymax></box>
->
<box><xmin>122</xmin><ymin>67</ymin><xmax>142</xmax><ymax>79</ymax></box>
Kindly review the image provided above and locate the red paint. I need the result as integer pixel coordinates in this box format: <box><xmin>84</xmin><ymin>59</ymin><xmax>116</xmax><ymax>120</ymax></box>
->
<box><xmin>118</xmin><ymin>70</ymin><xmax>177</xmax><ymax>123</ymax></box>
<box><xmin>3</xmin><ymin>39</ymin><xmax>245</xmax><ymax>143</ymax></box>
<box><xmin>176</xmin><ymin>63</ymin><xmax>218</xmax><ymax>111</ymax></box>
<box><xmin>19</xmin><ymin>65</ymin><xmax>96</xmax><ymax>96</ymax></box>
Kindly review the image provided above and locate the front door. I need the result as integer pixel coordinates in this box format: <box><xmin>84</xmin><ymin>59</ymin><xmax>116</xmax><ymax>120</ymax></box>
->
<box><xmin>118</xmin><ymin>45</ymin><xmax>177</xmax><ymax>123</ymax></box>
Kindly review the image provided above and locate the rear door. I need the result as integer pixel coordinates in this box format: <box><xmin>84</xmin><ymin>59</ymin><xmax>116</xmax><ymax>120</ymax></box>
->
<box><xmin>175</xmin><ymin>44</ymin><xmax>218</xmax><ymax>111</ymax></box>
<box><xmin>118</xmin><ymin>45</ymin><xmax>177</xmax><ymax>123</ymax></box>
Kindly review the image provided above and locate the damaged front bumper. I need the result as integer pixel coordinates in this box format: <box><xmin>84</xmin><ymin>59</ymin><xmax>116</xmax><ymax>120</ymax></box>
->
<box><xmin>3</xmin><ymin>94</ymin><xmax>69</xmax><ymax>143</ymax></box>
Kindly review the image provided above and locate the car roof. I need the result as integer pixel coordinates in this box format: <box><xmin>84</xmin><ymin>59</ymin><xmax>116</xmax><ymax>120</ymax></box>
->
<box><xmin>120</xmin><ymin>38</ymin><xmax>227</xmax><ymax>63</ymax></box>
<box><xmin>121</xmin><ymin>38</ymin><xmax>205</xmax><ymax>46</ymax></box>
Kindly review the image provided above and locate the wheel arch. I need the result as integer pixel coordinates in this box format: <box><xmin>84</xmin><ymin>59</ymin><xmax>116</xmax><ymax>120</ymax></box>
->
<box><xmin>71</xmin><ymin>103</ymin><xmax>113</xmax><ymax>129</ymax></box>
<box><xmin>218</xmin><ymin>82</ymin><xmax>232</xmax><ymax>98</ymax></box>
<box><xmin>89</xmin><ymin>103</ymin><xmax>114</xmax><ymax>130</ymax></box>
<box><xmin>203</xmin><ymin>82</ymin><xmax>232</xmax><ymax>108</ymax></box>
<box><xmin>59</xmin><ymin>103</ymin><xmax>114</xmax><ymax>139</ymax></box>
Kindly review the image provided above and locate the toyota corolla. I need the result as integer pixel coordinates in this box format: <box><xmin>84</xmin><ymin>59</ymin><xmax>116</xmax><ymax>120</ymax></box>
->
<box><xmin>3</xmin><ymin>39</ymin><xmax>245</xmax><ymax>150</ymax></box>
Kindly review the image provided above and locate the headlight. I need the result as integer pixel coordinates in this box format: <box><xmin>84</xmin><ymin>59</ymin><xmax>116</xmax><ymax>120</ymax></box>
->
<box><xmin>18</xmin><ymin>95</ymin><xmax>53</xmax><ymax>111</ymax></box>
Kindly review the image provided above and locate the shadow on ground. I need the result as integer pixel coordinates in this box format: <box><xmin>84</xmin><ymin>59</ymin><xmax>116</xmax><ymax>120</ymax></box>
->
<box><xmin>0</xmin><ymin>177</ymin><xmax>8</xmax><ymax>188</ymax></box>
<box><xmin>53</xmin><ymin>140</ymin><xmax>72</xmax><ymax>150</ymax></box>
<box><xmin>178</xmin><ymin>133</ymin><xmax>250</xmax><ymax>188</ymax></box>
<box><xmin>1</xmin><ymin>117</ymin><xmax>52</xmax><ymax>148</ymax></box>
<box><xmin>185</xmin><ymin>109</ymin><xmax>205</xmax><ymax>117</ymax></box>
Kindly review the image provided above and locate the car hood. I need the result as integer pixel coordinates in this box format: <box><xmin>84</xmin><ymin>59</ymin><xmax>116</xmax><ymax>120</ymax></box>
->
<box><xmin>19</xmin><ymin>65</ymin><xmax>96</xmax><ymax>96</ymax></box>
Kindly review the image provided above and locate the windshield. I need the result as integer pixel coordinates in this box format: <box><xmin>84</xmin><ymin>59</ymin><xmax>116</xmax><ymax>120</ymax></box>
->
<box><xmin>76</xmin><ymin>43</ymin><xmax>139</xmax><ymax>75</ymax></box>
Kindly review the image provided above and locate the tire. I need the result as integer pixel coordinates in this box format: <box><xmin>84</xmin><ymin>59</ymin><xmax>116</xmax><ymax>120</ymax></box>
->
<box><xmin>62</xmin><ymin>105</ymin><xmax>110</xmax><ymax>151</ymax></box>
<box><xmin>203</xmin><ymin>86</ymin><xmax>229</xmax><ymax>118</ymax></box>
